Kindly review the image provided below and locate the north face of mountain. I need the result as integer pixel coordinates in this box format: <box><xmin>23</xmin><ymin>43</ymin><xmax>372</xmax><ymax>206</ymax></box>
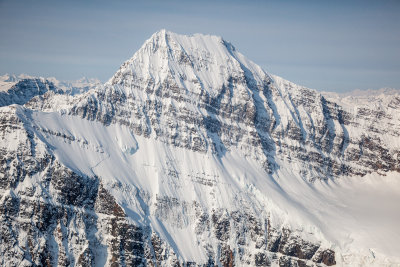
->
<box><xmin>0</xmin><ymin>74</ymin><xmax>103</xmax><ymax>107</ymax></box>
<box><xmin>0</xmin><ymin>30</ymin><xmax>400</xmax><ymax>266</ymax></box>
<box><xmin>0</xmin><ymin>76</ymin><xmax>60</xmax><ymax>107</ymax></box>
<box><xmin>65</xmin><ymin>30</ymin><xmax>400</xmax><ymax>181</ymax></box>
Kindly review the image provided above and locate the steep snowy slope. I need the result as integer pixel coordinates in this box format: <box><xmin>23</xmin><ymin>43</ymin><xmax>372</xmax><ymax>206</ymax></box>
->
<box><xmin>0</xmin><ymin>74</ymin><xmax>102</xmax><ymax>107</ymax></box>
<box><xmin>0</xmin><ymin>75</ymin><xmax>60</xmax><ymax>107</ymax></box>
<box><xmin>0</xmin><ymin>30</ymin><xmax>399</xmax><ymax>266</ymax></box>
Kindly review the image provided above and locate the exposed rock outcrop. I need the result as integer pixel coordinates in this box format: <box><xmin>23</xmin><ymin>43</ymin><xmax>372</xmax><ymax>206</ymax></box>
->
<box><xmin>1</xmin><ymin>30</ymin><xmax>399</xmax><ymax>266</ymax></box>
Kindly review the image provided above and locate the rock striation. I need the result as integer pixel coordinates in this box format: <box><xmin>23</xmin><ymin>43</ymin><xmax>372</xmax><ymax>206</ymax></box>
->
<box><xmin>1</xmin><ymin>30</ymin><xmax>399</xmax><ymax>266</ymax></box>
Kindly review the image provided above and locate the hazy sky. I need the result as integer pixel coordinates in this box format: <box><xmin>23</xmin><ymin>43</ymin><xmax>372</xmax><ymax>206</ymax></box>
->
<box><xmin>0</xmin><ymin>0</ymin><xmax>399</xmax><ymax>92</ymax></box>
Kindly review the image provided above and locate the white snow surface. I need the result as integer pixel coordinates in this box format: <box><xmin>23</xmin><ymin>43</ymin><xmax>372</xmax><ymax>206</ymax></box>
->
<box><xmin>49</xmin><ymin>76</ymin><xmax>103</xmax><ymax>95</ymax></box>
<box><xmin>3</xmin><ymin>30</ymin><xmax>400</xmax><ymax>266</ymax></box>
<box><xmin>21</xmin><ymin>108</ymin><xmax>400</xmax><ymax>266</ymax></box>
<box><xmin>109</xmin><ymin>29</ymin><xmax>266</xmax><ymax>98</ymax></box>
<box><xmin>0</xmin><ymin>73</ymin><xmax>102</xmax><ymax>94</ymax></box>
<box><xmin>322</xmin><ymin>88</ymin><xmax>400</xmax><ymax>109</ymax></box>
<box><xmin>0</xmin><ymin>74</ymin><xmax>23</xmax><ymax>91</ymax></box>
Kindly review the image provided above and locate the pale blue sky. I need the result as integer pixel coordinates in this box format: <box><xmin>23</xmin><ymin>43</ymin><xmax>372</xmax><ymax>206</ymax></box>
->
<box><xmin>0</xmin><ymin>0</ymin><xmax>399</xmax><ymax>92</ymax></box>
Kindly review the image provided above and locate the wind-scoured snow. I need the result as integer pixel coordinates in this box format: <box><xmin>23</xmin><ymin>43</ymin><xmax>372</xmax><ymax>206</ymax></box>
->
<box><xmin>109</xmin><ymin>29</ymin><xmax>266</xmax><ymax>97</ymax></box>
<box><xmin>16</xmin><ymin>107</ymin><xmax>400</xmax><ymax>266</ymax></box>
<box><xmin>1</xmin><ymin>30</ymin><xmax>399</xmax><ymax>266</ymax></box>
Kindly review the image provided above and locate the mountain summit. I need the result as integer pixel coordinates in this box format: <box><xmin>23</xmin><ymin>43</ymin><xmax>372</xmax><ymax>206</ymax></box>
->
<box><xmin>109</xmin><ymin>29</ymin><xmax>265</xmax><ymax>92</ymax></box>
<box><xmin>1</xmin><ymin>30</ymin><xmax>400</xmax><ymax>266</ymax></box>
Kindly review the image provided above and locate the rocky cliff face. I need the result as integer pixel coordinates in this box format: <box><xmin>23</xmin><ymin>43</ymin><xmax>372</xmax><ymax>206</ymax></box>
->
<box><xmin>0</xmin><ymin>77</ymin><xmax>60</xmax><ymax>107</ymax></box>
<box><xmin>38</xmin><ymin>30</ymin><xmax>399</xmax><ymax>181</ymax></box>
<box><xmin>1</xmin><ymin>30</ymin><xmax>399</xmax><ymax>266</ymax></box>
<box><xmin>0</xmin><ymin>106</ymin><xmax>336</xmax><ymax>266</ymax></box>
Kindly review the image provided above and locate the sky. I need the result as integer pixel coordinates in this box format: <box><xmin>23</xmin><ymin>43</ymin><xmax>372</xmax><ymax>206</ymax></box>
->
<box><xmin>0</xmin><ymin>0</ymin><xmax>399</xmax><ymax>93</ymax></box>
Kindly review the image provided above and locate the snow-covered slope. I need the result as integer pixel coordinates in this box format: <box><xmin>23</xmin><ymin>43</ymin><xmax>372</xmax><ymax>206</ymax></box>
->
<box><xmin>0</xmin><ymin>74</ymin><xmax>42</xmax><ymax>92</ymax></box>
<box><xmin>0</xmin><ymin>74</ymin><xmax>102</xmax><ymax>107</ymax></box>
<box><xmin>0</xmin><ymin>75</ymin><xmax>61</xmax><ymax>107</ymax></box>
<box><xmin>0</xmin><ymin>30</ymin><xmax>399</xmax><ymax>267</ymax></box>
<box><xmin>49</xmin><ymin>77</ymin><xmax>103</xmax><ymax>96</ymax></box>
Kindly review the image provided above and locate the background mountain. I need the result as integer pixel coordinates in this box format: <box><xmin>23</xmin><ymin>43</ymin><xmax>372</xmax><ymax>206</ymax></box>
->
<box><xmin>0</xmin><ymin>30</ymin><xmax>399</xmax><ymax>266</ymax></box>
<box><xmin>0</xmin><ymin>74</ymin><xmax>103</xmax><ymax>107</ymax></box>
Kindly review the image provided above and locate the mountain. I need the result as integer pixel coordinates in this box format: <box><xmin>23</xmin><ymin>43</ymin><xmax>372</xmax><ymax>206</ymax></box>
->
<box><xmin>0</xmin><ymin>74</ymin><xmax>60</xmax><ymax>107</ymax></box>
<box><xmin>0</xmin><ymin>74</ymin><xmax>103</xmax><ymax>107</ymax></box>
<box><xmin>0</xmin><ymin>30</ymin><xmax>399</xmax><ymax>267</ymax></box>
<box><xmin>49</xmin><ymin>77</ymin><xmax>103</xmax><ymax>96</ymax></box>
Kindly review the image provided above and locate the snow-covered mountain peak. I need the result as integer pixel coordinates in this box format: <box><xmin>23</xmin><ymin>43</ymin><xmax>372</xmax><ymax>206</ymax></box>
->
<box><xmin>141</xmin><ymin>29</ymin><xmax>228</xmax><ymax>57</ymax></box>
<box><xmin>2</xmin><ymin>31</ymin><xmax>400</xmax><ymax>266</ymax></box>
<box><xmin>108</xmin><ymin>30</ymin><xmax>267</xmax><ymax>97</ymax></box>
<box><xmin>0</xmin><ymin>73</ymin><xmax>37</xmax><ymax>92</ymax></box>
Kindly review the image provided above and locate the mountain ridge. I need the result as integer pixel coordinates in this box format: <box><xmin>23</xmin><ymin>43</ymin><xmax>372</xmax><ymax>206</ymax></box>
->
<box><xmin>0</xmin><ymin>30</ymin><xmax>399</xmax><ymax>266</ymax></box>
